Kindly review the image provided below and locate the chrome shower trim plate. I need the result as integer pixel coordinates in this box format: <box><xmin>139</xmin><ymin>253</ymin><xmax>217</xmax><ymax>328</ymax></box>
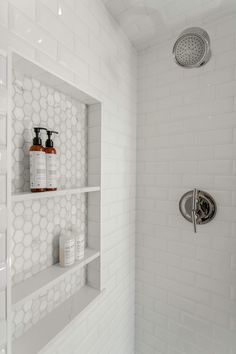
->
<box><xmin>179</xmin><ymin>189</ymin><xmax>217</xmax><ymax>227</ymax></box>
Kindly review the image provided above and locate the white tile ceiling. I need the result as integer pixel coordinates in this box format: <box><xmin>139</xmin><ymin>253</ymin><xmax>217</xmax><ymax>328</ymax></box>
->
<box><xmin>102</xmin><ymin>0</ymin><xmax>236</xmax><ymax>50</ymax></box>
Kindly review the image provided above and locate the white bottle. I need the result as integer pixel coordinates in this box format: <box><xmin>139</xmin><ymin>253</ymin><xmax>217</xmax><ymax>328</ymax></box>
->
<box><xmin>59</xmin><ymin>230</ymin><xmax>75</xmax><ymax>267</ymax></box>
<box><xmin>72</xmin><ymin>227</ymin><xmax>85</xmax><ymax>261</ymax></box>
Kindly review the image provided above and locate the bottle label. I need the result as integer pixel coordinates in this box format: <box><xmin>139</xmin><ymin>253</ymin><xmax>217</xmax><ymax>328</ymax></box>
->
<box><xmin>30</xmin><ymin>151</ymin><xmax>46</xmax><ymax>189</ymax></box>
<box><xmin>46</xmin><ymin>154</ymin><xmax>57</xmax><ymax>189</ymax></box>
<box><xmin>64</xmin><ymin>239</ymin><xmax>75</xmax><ymax>266</ymax></box>
<box><xmin>75</xmin><ymin>236</ymin><xmax>85</xmax><ymax>261</ymax></box>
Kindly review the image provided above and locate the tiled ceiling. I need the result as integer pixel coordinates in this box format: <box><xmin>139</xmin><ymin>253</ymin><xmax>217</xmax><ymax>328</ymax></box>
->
<box><xmin>102</xmin><ymin>0</ymin><xmax>236</xmax><ymax>50</ymax></box>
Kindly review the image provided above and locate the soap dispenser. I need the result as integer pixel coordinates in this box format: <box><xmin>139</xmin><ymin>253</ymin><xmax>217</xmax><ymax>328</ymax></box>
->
<box><xmin>45</xmin><ymin>130</ymin><xmax>58</xmax><ymax>191</ymax></box>
<box><xmin>30</xmin><ymin>127</ymin><xmax>47</xmax><ymax>192</ymax></box>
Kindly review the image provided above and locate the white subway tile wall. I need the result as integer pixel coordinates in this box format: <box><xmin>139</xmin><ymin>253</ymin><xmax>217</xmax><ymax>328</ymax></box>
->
<box><xmin>0</xmin><ymin>54</ymin><xmax>7</xmax><ymax>352</ymax></box>
<box><xmin>136</xmin><ymin>13</ymin><xmax>236</xmax><ymax>354</ymax></box>
<box><xmin>0</xmin><ymin>0</ymin><xmax>136</xmax><ymax>353</ymax></box>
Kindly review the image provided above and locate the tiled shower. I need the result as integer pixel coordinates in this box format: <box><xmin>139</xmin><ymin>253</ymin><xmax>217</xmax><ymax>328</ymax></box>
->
<box><xmin>136</xmin><ymin>12</ymin><xmax>236</xmax><ymax>354</ymax></box>
<box><xmin>0</xmin><ymin>1</ymin><xmax>236</xmax><ymax>354</ymax></box>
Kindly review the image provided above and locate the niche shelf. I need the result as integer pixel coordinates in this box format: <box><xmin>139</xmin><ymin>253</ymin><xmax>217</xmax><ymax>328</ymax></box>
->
<box><xmin>12</xmin><ymin>248</ymin><xmax>100</xmax><ymax>307</ymax></box>
<box><xmin>13</xmin><ymin>286</ymin><xmax>101</xmax><ymax>354</ymax></box>
<box><xmin>7</xmin><ymin>51</ymin><xmax>102</xmax><ymax>354</ymax></box>
<box><xmin>12</xmin><ymin>186</ymin><xmax>101</xmax><ymax>202</ymax></box>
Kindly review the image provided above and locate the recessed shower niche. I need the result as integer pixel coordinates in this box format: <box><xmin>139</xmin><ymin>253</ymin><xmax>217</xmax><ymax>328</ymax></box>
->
<box><xmin>7</xmin><ymin>52</ymin><xmax>102</xmax><ymax>354</ymax></box>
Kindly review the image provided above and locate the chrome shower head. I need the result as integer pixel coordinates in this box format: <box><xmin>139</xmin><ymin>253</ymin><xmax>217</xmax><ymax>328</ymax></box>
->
<box><xmin>173</xmin><ymin>27</ymin><xmax>211</xmax><ymax>68</ymax></box>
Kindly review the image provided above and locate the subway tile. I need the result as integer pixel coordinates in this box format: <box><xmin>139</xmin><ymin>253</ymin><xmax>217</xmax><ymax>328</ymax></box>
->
<box><xmin>0</xmin><ymin>320</ymin><xmax>6</xmax><ymax>346</ymax></box>
<box><xmin>168</xmin><ymin>320</ymin><xmax>196</xmax><ymax>344</ymax></box>
<box><xmin>0</xmin><ymin>291</ymin><xmax>5</xmax><ymax>320</ymax></box>
<box><xmin>215</xmin><ymin>81</ymin><xmax>236</xmax><ymax>98</ymax></box>
<box><xmin>0</xmin><ymin>88</ymin><xmax>7</xmax><ymax>111</ymax></box>
<box><xmin>36</xmin><ymin>51</ymin><xmax>74</xmax><ymax>83</ymax></box>
<box><xmin>0</xmin><ymin>263</ymin><xmax>6</xmax><ymax>290</ymax></box>
<box><xmin>196</xmin><ymin>302</ymin><xmax>229</xmax><ymax>327</ymax></box>
<box><xmin>0</xmin><ymin>150</ymin><xmax>6</xmax><ymax>173</ymax></box>
<box><xmin>0</xmin><ymin>176</ymin><xmax>6</xmax><ymax>203</ymax></box>
<box><xmin>215</xmin><ymin>49</ymin><xmax>236</xmax><ymax>69</ymax></box>
<box><xmin>214</xmin><ymin>144</ymin><xmax>236</xmax><ymax>159</ymax></box>
<box><xmin>0</xmin><ymin>234</ymin><xmax>5</xmax><ymax>262</ymax></box>
<box><xmin>58</xmin><ymin>45</ymin><xmax>89</xmax><ymax>82</ymax></box>
<box><xmin>212</xmin><ymin>293</ymin><xmax>236</xmax><ymax>315</ymax></box>
<box><xmin>197</xmin><ymin>247</ymin><xmax>230</xmax><ymax>266</ymax></box>
<box><xmin>9</xmin><ymin>6</ymin><xmax>57</xmax><ymax>59</ymax></box>
<box><xmin>58</xmin><ymin>2</ymin><xmax>89</xmax><ymax>44</ymax></box>
<box><xmin>75</xmin><ymin>37</ymin><xmax>100</xmax><ymax>72</ymax></box>
<box><xmin>168</xmin><ymin>241</ymin><xmax>196</xmax><ymax>258</ymax></box>
<box><xmin>197</xmin><ymin>129</ymin><xmax>233</xmax><ymax>146</ymax></box>
<box><xmin>216</xmin><ymin>16</ymin><xmax>236</xmax><ymax>37</ymax></box>
<box><xmin>167</xmin><ymin>266</ymin><xmax>195</xmax><ymax>285</ymax></box>
<box><xmin>37</xmin><ymin>2</ymin><xmax>74</xmax><ymax>50</ymax></box>
<box><xmin>196</xmin><ymin>274</ymin><xmax>230</xmax><ymax>297</ymax></box>
<box><xmin>0</xmin><ymin>206</ymin><xmax>7</xmax><ymax>233</ymax></box>
<box><xmin>181</xmin><ymin>258</ymin><xmax>211</xmax><ymax>277</ymax></box>
<box><xmin>168</xmin><ymin>293</ymin><xmax>196</xmax><ymax>313</ymax></box>
<box><xmin>215</xmin><ymin>176</ymin><xmax>236</xmax><ymax>191</ymax></box>
<box><xmin>181</xmin><ymin>312</ymin><xmax>213</xmax><ymax>337</ymax></box>
<box><xmin>212</xmin><ymin>237</ymin><xmax>236</xmax><ymax>253</ymax></box>
<box><xmin>154</xmin><ymin>300</ymin><xmax>180</xmax><ymax>322</ymax></box>
<box><xmin>201</xmin><ymin>67</ymin><xmax>235</xmax><ymax>87</ymax></box>
<box><xmin>199</xmin><ymin>160</ymin><xmax>232</xmax><ymax>175</ymax></box>
<box><xmin>0</xmin><ymin>0</ymin><xmax>8</xmax><ymax>28</ymax></box>
<box><xmin>0</xmin><ymin>115</ymin><xmax>6</xmax><ymax>145</ymax></box>
<box><xmin>9</xmin><ymin>35</ymin><xmax>36</xmax><ymax>64</ymax></box>
<box><xmin>182</xmin><ymin>174</ymin><xmax>214</xmax><ymax>188</ymax></box>
<box><xmin>9</xmin><ymin>0</ymin><xmax>35</xmax><ymax>20</ymax></box>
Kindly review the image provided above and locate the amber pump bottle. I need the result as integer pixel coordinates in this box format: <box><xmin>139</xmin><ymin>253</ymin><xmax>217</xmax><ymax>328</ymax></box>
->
<box><xmin>45</xmin><ymin>130</ymin><xmax>58</xmax><ymax>191</ymax></box>
<box><xmin>30</xmin><ymin>127</ymin><xmax>47</xmax><ymax>192</ymax></box>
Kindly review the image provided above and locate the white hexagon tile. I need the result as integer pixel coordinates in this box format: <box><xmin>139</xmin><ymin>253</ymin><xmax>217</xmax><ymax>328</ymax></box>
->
<box><xmin>12</xmin><ymin>70</ymin><xmax>88</xmax><ymax>193</ymax></box>
<box><xmin>11</xmin><ymin>71</ymin><xmax>88</xmax><ymax>338</ymax></box>
<box><xmin>11</xmin><ymin>194</ymin><xmax>87</xmax><ymax>285</ymax></box>
<box><xmin>12</xmin><ymin>267</ymin><xmax>86</xmax><ymax>340</ymax></box>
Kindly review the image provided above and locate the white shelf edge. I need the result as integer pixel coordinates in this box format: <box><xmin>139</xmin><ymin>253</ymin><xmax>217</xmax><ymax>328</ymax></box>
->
<box><xmin>13</xmin><ymin>285</ymin><xmax>102</xmax><ymax>354</ymax></box>
<box><xmin>12</xmin><ymin>186</ymin><xmax>100</xmax><ymax>202</ymax></box>
<box><xmin>12</xmin><ymin>248</ymin><xmax>100</xmax><ymax>307</ymax></box>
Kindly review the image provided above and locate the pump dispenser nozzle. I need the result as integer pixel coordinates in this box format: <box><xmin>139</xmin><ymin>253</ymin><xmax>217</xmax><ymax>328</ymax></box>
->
<box><xmin>46</xmin><ymin>130</ymin><xmax>58</xmax><ymax>148</ymax></box>
<box><xmin>33</xmin><ymin>127</ymin><xmax>47</xmax><ymax>145</ymax></box>
<box><xmin>45</xmin><ymin>130</ymin><xmax>59</xmax><ymax>191</ymax></box>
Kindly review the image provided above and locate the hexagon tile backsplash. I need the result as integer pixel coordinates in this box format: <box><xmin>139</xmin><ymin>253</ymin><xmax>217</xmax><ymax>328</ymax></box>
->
<box><xmin>11</xmin><ymin>71</ymin><xmax>88</xmax><ymax>338</ymax></box>
<box><xmin>11</xmin><ymin>194</ymin><xmax>87</xmax><ymax>285</ymax></box>
<box><xmin>12</xmin><ymin>70</ymin><xmax>88</xmax><ymax>193</ymax></box>
<box><xmin>12</xmin><ymin>267</ymin><xmax>86</xmax><ymax>340</ymax></box>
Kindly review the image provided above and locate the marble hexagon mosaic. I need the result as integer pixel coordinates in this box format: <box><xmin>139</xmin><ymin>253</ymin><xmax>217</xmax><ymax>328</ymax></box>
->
<box><xmin>12</xmin><ymin>267</ymin><xmax>86</xmax><ymax>339</ymax></box>
<box><xmin>11</xmin><ymin>194</ymin><xmax>87</xmax><ymax>285</ymax></box>
<box><xmin>12</xmin><ymin>70</ymin><xmax>87</xmax><ymax>193</ymax></box>
<box><xmin>11</xmin><ymin>71</ymin><xmax>88</xmax><ymax>338</ymax></box>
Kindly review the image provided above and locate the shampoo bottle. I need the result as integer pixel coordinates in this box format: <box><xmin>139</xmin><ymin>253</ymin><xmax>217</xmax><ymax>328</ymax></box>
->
<box><xmin>45</xmin><ymin>130</ymin><xmax>58</xmax><ymax>191</ymax></box>
<box><xmin>72</xmin><ymin>226</ymin><xmax>85</xmax><ymax>261</ymax></box>
<box><xmin>59</xmin><ymin>229</ymin><xmax>75</xmax><ymax>267</ymax></box>
<box><xmin>75</xmin><ymin>233</ymin><xmax>85</xmax><ymax>261</ymax></box>
<box><xmin>30</xmin><ymin>127</ymin><xmax>47</xmax><ymax>192</ymax></box>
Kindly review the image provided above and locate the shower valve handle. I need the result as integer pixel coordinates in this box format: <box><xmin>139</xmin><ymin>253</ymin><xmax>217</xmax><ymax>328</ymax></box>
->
<box><xmin>192</xmin><ymin>188</ymin><xmax>198</xmax><ymax>233</ymax></box>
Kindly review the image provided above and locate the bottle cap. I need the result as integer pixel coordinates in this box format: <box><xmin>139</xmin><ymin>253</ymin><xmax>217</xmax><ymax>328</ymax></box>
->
<box><xmin>33</xmin><ymin>127</ymin><xmax>46</xmax><ymax>146</ymax></box>
<box><xmin>46</xmin><ymin>130</ymin><xmax>58</xmax><ymax>148</ymax></box>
